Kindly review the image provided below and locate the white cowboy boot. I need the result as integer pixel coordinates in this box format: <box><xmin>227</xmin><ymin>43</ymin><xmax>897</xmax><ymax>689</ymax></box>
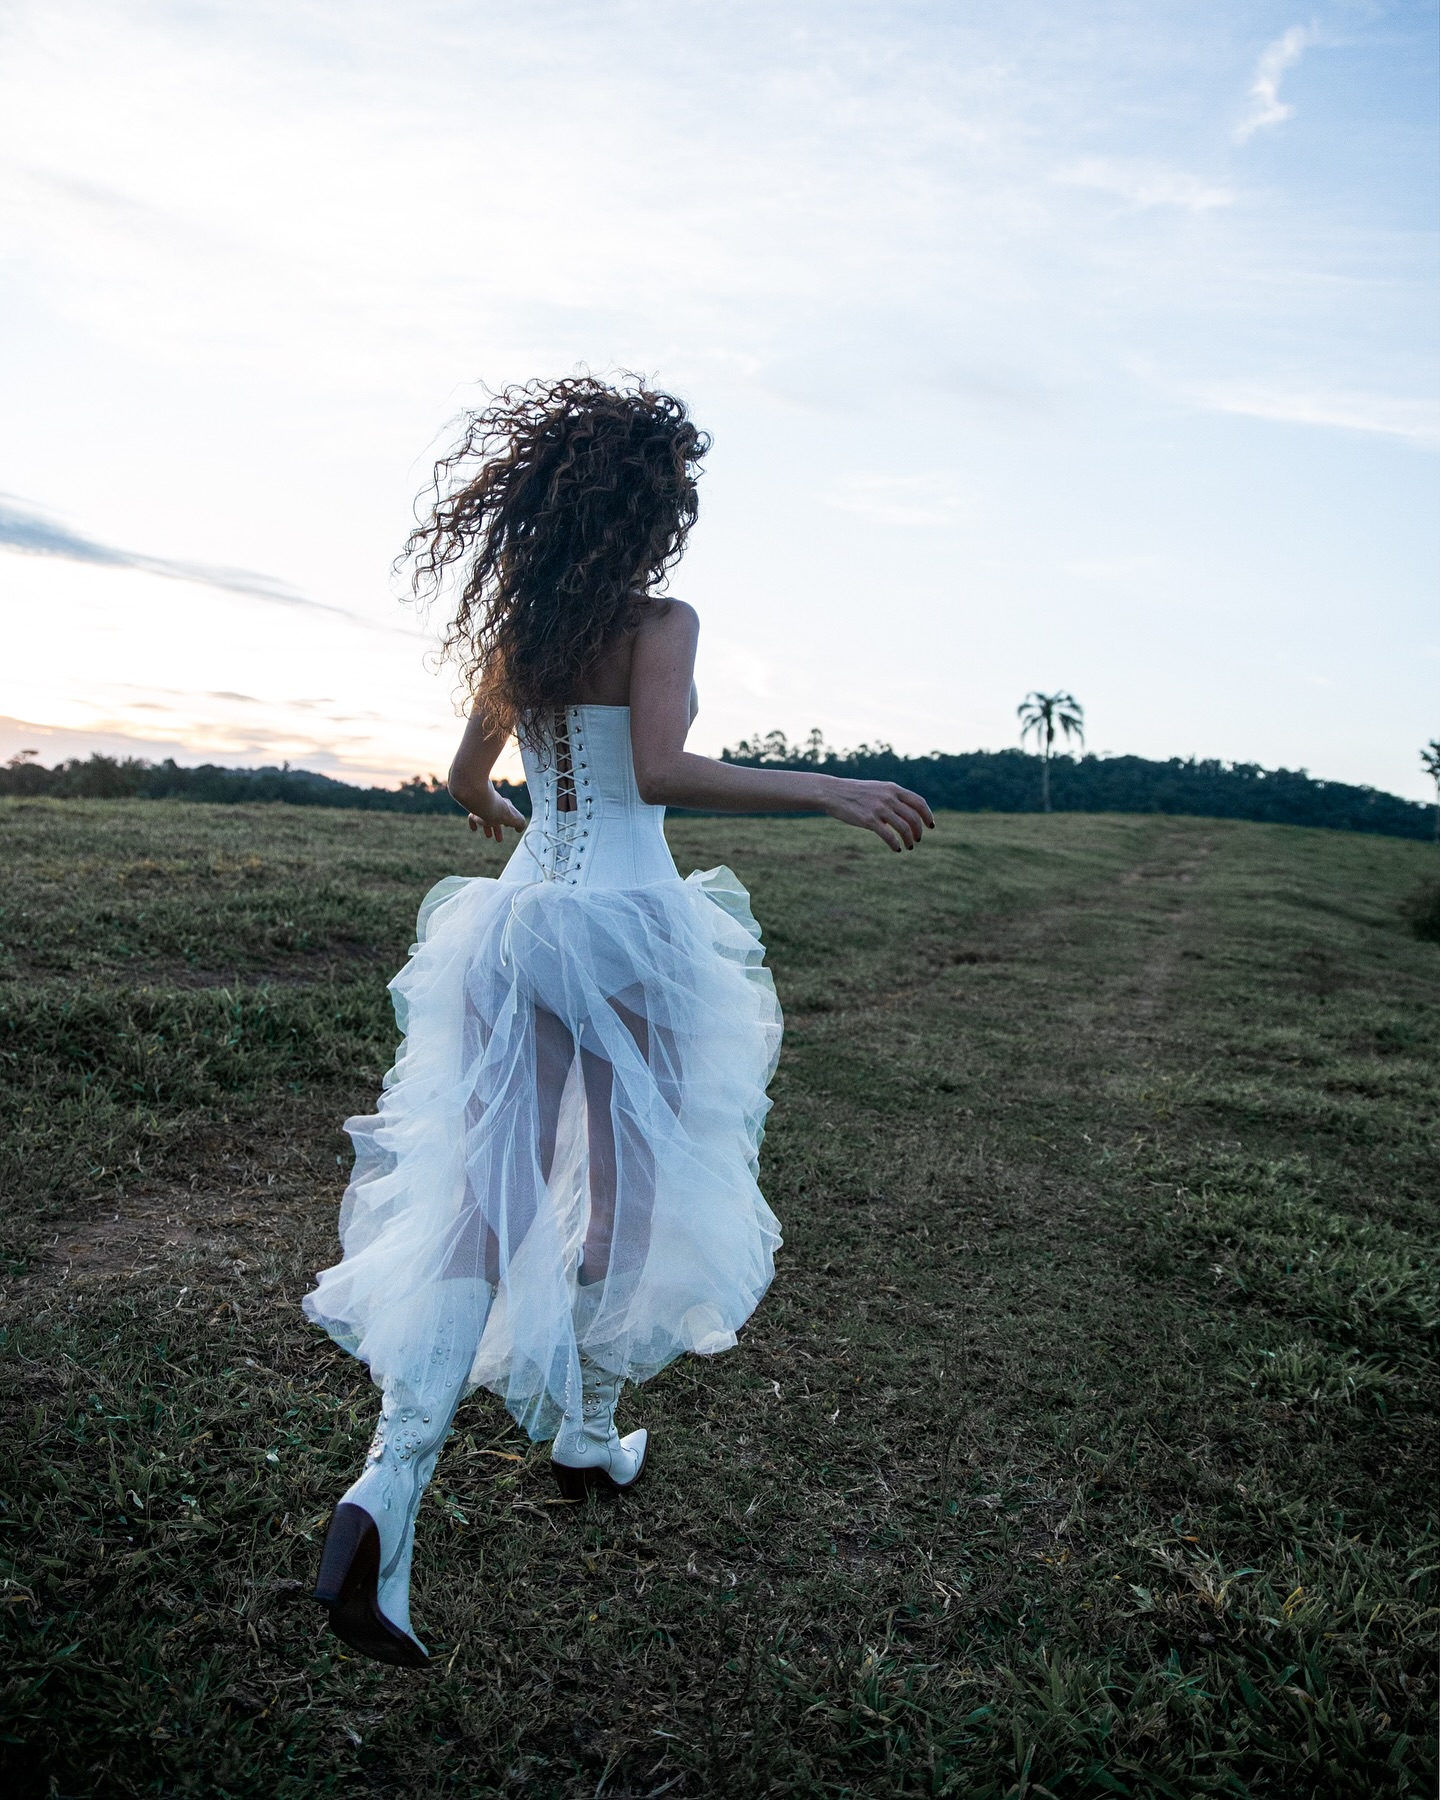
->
<box><xmin>314</xmin><ymin>1280</ymin><xmax>490</xmax><ymax>1666</ymax></box>
<box><xmin>550</xmin><ymin>1360</ymin><xmax>648</xmax><ymax>1498</ymax></box>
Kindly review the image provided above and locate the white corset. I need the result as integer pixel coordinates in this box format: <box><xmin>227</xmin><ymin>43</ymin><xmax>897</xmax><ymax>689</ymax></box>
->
<box><xmin>500</xmin><ymin>705</ymin><xmax>678</xmax><ymax>891</ymax></box>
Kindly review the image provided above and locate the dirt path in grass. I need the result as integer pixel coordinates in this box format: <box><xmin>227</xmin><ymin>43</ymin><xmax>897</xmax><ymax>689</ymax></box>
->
<box><xmin>10</xmin><ymin>822</ymin><xmax>1207</xmax><ymax>1308</ymax></box>
<box><xmin>7</xmin><ymin>1108</ymin><xmax>347</xmax><ymax>1330</ymax></box>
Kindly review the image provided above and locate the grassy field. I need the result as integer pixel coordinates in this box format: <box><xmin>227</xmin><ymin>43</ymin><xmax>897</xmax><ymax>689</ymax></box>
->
<box><xmin>0</xmin><ymin>798</ymin><xmax>1435</xmax><ymax>1799</ymax></box>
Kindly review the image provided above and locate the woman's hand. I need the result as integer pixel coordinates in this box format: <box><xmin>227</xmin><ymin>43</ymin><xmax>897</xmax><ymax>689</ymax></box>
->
<box><xmin>822</xmin><ymin>778</ymin><xmax>935</xmax><ymax>852</ymax></box>
<box><xmin>464</xmin><ymin>785</ymin><xmax>527</xmax><ymax>842</ymax></box>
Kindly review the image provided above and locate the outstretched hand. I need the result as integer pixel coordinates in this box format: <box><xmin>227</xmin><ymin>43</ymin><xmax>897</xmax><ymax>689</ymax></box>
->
<box><xmin>824</xmin><ymin>778</ymin><xmax>934</xmax><ymax>852</ymax></box>
<box><xmin>465</xmin><ymin>785</ymin><xmax>527</xmax><ymax>842</ymax></box>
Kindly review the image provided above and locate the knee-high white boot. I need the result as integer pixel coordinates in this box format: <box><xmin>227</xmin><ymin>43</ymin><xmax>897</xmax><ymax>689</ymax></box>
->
<box><xmin>550</xmin><ymin>1359</ymin><xmax>648</xmax><ymax>1498</ymax></box>
<box><xmin>314</xmin><ymin>1279</ymin><xmax>490</xmax><ymax>1666</ymax></box>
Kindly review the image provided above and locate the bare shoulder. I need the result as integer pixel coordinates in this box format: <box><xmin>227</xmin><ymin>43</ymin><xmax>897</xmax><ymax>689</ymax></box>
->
<box><xmin>628</xmin><ymin>597</ymin><xmax>699</xmax><ymax>704</ymax></box>
<box><xmin>636</xmin><ymin>596</ymin><xmax>699</xmax><ymax>642</ymax></box>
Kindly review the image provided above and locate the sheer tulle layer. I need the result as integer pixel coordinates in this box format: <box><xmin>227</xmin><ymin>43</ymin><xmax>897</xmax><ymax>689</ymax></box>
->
<box><xmin>302</xmin><ymin>866</ymin><xmax>783</xmax><ymax>1441</ymax></box>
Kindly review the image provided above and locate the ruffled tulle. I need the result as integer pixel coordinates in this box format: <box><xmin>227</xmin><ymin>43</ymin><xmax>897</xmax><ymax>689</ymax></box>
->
<box><xmin>302</xmin><ymin>866</ymin><xmax>783</xmax><ymax>1441</ymax></box>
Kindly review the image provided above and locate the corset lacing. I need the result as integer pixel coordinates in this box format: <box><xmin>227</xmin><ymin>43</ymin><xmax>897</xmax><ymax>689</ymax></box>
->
<box><xmin>500</xmin><ymin>708</ymin><xmax>595</xmax><ymax>966</ymax></box>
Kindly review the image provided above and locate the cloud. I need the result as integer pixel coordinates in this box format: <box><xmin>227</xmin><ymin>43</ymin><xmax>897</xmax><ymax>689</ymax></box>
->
<box><xmin>0</xmin><ymin>494</ymin><xmax>375</xmax><ymax>624</ymax></box>
<box><xmin>820</xmin><ymin>473</ymin><xmax>978</xmax><ymax>529</ymax></box>
<box><xmin>0</xmin><ymin>708</ymin><xmax>429</xmax><ymax>787</ymax></box>
<box><xmin>1196</xmin><ymin>382</ymin><xmax>1440</xmax><ymax>448</ymax></box>
<box><xmin>1235</xmin><ymin>26</ymin><xmax>1311</xmax><ymax>142</ymax></box>
<box><xmin>1056</xmin><ymin>158</ymin><xmax>1235</xmax><ymax>212</ymax></box>
<box><xmin>1062</xmin><ymin>555</ymin><xmax>1168</xmax><ymax>583</ymax></box>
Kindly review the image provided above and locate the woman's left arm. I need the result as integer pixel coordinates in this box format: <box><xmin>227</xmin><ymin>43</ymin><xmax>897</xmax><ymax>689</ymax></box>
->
<box><xmin>447</xmin><ymin>705</ymin><xmax>527</xmax><ymax>842</ymax></box>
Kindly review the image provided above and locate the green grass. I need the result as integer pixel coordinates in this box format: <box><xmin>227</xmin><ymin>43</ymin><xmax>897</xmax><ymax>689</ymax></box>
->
<box><xmin>0</xmin><ymin>798</ymin><xmax>1435</xmax><ymax>1799</ymax></box>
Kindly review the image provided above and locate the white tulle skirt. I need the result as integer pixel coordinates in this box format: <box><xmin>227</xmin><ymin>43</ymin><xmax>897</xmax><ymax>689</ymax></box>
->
<box><xmin>302</xmin><ymin>866</ymin><xmax>783</xmax><ymax>1441</ymax></box>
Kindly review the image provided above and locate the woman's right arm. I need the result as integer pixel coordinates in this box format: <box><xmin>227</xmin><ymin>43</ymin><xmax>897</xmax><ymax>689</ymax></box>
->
<box><xmin>447</xmin><ymin>700</ymin><xmax>527</xmax><ymax>842</ymax></box>
<box><xmin>629</xmin><ymin>603</ymin><xmax>934</xmax><ymax>853</ymax></box>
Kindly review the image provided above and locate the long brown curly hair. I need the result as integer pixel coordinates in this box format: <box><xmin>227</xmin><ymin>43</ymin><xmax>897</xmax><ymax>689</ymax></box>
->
<box><xmin>402</xmin><ymin>374</ymin><xmax>709</xmax><ymax>739</ymax></box>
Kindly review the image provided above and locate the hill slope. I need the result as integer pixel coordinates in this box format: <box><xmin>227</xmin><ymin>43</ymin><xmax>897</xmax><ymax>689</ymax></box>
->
<box><xmin>0</xmin><ymin>801</ymin><xmax>1435</xmax><ymax>1797</ymax></box>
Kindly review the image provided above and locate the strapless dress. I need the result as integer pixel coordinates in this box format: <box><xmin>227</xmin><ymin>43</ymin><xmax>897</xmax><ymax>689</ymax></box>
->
<box><xmin>302</xmin><ymin>706</ymin><xmax>783</xmax><ymax>1440</ymax></box>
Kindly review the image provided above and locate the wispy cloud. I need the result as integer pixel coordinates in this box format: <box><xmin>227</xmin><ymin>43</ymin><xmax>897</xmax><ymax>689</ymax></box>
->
<box><xmin>0</xmin><ymin>497</ymin><xmax>420</xmax><ymax>637</ymax></box>
<box><xmin>0</xmin><ymin>493</ymin><xmax>366</xmax><ymax>617</ymax></box>
<box><xmin>820</xmin><ymin>474</ymin><xmax>977</xmax><ymax>529</ymax></box>
<box><xmin>0</xmin><ymin>705</ymin><xmax>435</xmax><ymax>786</ymax></box>
<box><xmin>1196</xmin><ymin>382</ymin><xmax>1440</xmax><ymax>448</ymax></box>
<box><xmin>1062</xmin><ymin>554</ymin><xmax>1169</xmax><ymax>584</ymax></box>
<box><xmin>1056</xmin><ymin>158</ymin><xmax>1235</xmax><ymax>212</ymax></box>
<box><xmin>1235</xmin><ymin>26</ymin><xmax>1312</xmax><ymax>143</ymax></box>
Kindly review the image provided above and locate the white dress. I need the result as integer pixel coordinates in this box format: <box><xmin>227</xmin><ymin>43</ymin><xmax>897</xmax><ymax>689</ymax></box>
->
<box><xmin>302</xmin><ymin>705</ymin><xmax>784</xmax><ymax>1440</ymax></box>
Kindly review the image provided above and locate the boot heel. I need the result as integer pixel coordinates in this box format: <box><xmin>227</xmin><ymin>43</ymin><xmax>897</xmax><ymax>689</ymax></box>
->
<box><xmin>314</xmin><ymin>1501</ymin><xmax>376</xmax><ymax>1605</ymax></box>
<box><xmin>550</xmin><ymin>1430</ymin><xmax>648</xmax><ymax>1500</ymax></box>
<box><xmin>550</xmin><ymin>1460</ymin><xmax>595</xmax><ymax>1501</ymax></box>
<box><xmin>313</xmin><ymin>1502</ymin><xmax>428</xmax><ymax>1668</ymax></box>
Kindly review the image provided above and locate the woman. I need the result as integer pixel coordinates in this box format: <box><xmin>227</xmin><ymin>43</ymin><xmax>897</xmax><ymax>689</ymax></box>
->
<box><xmin>304</xmin><ymin>374</ymin><xmax>933</xmax><ymax>1667</ymax></box>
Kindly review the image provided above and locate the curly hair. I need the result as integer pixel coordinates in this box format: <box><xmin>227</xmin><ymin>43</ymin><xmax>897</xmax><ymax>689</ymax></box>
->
<box><xmin>402</xmin><ymin>374</ymin><xmax>710</xmax><ymax>739</ymax></box>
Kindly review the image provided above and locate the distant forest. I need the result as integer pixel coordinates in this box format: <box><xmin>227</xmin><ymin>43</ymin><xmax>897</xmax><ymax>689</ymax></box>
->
<box><xmin>2</xmin><ymin>738</ymin><xmax>1434</xmax><ymax>841</ymax></box>
<box><xmin>0</xmin><ymin>754</ymin><xmax>486</xmax><ymax>815</ymax></box>
<box><xmin>721</xmin><ymin>732</ymin><xmax>1434</xmax><ymax>840</ymax></box>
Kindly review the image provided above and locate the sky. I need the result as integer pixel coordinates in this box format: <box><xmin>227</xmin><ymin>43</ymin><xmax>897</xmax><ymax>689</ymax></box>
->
<box><xmin>0</xmin><ymin>0</ymin><xmax>1436</xmax><ymax>797</ymax></box>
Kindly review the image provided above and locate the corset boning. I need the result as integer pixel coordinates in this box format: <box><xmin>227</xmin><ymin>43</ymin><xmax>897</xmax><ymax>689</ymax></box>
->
<box><xmin>501</xmin><ymin>706</ymin><xmax>678</xmax><ymax>891</ymax></box>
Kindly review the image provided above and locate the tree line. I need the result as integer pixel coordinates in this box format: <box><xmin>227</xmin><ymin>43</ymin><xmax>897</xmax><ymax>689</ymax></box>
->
<box><xmin>719</xmin><ymin>731</ymin><xmax>1435</xmax><ymax>841</ymax></box>
<box><xmin>0</xmin><ymin>752</ymin><xmax>518</xmax><ymax>815</ymax></box>
<box><xmin>2</xmin><ymin>741</ymin><xmax>1433</xmax><ymax>841</ymax></box>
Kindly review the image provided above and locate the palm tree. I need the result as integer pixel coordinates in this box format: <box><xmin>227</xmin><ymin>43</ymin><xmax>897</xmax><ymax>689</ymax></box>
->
<box><xmin>1422</xmin><ymin>740</ymin><xmax>1440</xmax><ymax>842</ymax></box>
<box><xmin>1018</xmin><ymin>691</ymin><xmax>1085</xmax><ymax>812</ymax></box>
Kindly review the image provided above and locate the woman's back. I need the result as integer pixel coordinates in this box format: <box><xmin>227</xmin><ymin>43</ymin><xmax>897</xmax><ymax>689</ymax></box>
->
<box><xmin>502</xmin><ymin>705</ymin><xmax>677</xmax><ymax>891</ymax></box>
<box><xmin>562</xmin><ymin>613</ymin><xmax>643</xmax><ymax>706</ymax></box>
